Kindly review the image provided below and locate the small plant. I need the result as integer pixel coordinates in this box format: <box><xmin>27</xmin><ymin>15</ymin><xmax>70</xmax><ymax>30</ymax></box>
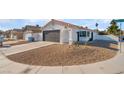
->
<box><xmin>98</xmin><ymin>31</ymin><xmax>108</xmax><ymax>35</ymax></box>
<box><xmin>73</xmin><ymin>41</ymin><xmax>80</xmax><ymax>47</ymax></box>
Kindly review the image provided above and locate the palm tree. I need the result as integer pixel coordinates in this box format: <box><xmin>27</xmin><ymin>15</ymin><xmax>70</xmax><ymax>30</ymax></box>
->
<box><xmin>95</xmin><ymin>23</ymin><xmax>99</xmax><ymax>32</ymax></box>
<box><xmin>107</xmin><ymin>20</ymin><xmax>120</xmax><ymax>35</ymax></box>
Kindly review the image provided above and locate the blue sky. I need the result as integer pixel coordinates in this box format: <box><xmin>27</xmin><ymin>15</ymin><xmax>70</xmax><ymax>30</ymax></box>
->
<box><xmin>0</xmin><ymin>19</ymin><xmax>124</xmax><ymax>31</ymax></box>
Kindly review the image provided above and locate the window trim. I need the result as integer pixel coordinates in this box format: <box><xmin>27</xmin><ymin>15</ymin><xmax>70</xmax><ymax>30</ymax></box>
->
<box><xmin>79</xmin><ymin>31</ymin><xmax>86</xmax><ymax>37</ymax></box>
<box><xmin>78</xmin><ymin>31</ymin><xmax>90</xmax><ymax>37</ymax></box>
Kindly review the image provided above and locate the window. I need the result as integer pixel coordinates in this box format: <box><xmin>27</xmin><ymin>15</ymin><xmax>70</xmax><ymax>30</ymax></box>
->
<box><xmin>78</xmin><ymin>31</ymin><xmax>90</xmax><ymax>37</ymax></box>
<box><xmin>79</xmin><ymin>31</ymin><xmax>86</xmax><ymax>37</ymax></box>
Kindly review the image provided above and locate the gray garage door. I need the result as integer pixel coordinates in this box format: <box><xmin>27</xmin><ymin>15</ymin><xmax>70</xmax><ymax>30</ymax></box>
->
<box><xmin>43</xmin><ymin>30</ymin><xmax>60</xmax><ymax>42</ymax></box>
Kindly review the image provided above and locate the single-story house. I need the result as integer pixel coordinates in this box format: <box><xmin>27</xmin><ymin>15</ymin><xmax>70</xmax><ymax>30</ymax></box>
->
<box><xmin>23</xmin><ymin>25</ymin><xmax>42</xmax><ymax>41</ymax></box>
<box><xmin>0</xmin><ymin>30</ymin><xmax>5</xmax><ymax>38</ymax></box>
<box><xmin>2</xmin><ymin>30</ymin><xmax>11</xmax><ymax>38</ymax></box>
<box><xmin>42</xmin><ymin>19</ymin><xmax>96</xmax><ymax>45</ymax></box>
<box><xmin>3</xmin><ymin>29</ymin><xmax>24</xmax><ymax>40</ymax></box>
<box><xmin>11</xmin><ymin>29</ymin><xmax>24</xmax><ymax>40</ymax></box>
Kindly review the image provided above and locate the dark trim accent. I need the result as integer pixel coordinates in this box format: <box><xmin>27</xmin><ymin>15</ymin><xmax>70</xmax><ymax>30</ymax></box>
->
<box><xmin>77</xmin><ymin>32</ymin><xmax>79</xmax><ymax>41</ymax></box>
<box><xmin>89</xmin><ymin>32</ymin><xmax>93</xmax><ymax>41</ymax></box>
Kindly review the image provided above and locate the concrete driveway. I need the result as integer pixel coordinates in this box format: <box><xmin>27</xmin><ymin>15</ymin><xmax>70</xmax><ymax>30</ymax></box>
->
<box><xmin>0</xmin><ymin>41</ymin><xmax>56</xmax><ymax>56</ymax></box>
<box><xmin>0</xmin><ymin>41</ymin><xmax>124</xmax><ymax>74</ymax></box>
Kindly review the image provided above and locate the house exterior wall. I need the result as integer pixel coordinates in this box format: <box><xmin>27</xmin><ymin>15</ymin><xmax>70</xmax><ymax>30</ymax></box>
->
<box><xmin>23</xmin><ymin>32</ymin><xmax>32</xmax><ymax>41</ymax></box>
<box><xmin>43</xmin><ymin>23</ymin><xmax>70</xmax><ymax>43</ymax></box>
<box><xmin>71</xmin><ymin>30</ymin><xmax>92</xmax><ymax>42</ymax></box>
<box><xmin>42</xmin><ymin>23</ymin><xmax>93</xmax><ymax>44</ymax></box>
<box><xmin>24</xmin><ymin>30</ymin><xmax>43</xmax><ymax>41</ymax></box>
<box><xmin>60</xmin><ymin>29</ymin><xmax>69</xmax><ymax>43</ymax></box>
<box><xmin>32</xmin><ymin>33</ymin><xmax>43</xmax><ymax>41</ymax></box>
<box><xmin>70</xmin><ymin>30</ymin><xmax>78</xmax><ymax>43</ymax></box>
<box><xmin>79</xmin><ymin>35</ymin><xmax>91</xmax><ymax>42</ymax></box>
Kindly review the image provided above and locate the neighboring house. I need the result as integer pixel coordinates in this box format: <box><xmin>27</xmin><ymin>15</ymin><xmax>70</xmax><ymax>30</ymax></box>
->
<box><xmin>0</xmin><ymin>30</ymin><xmax>4</xmax><ymax>46</ymax></box>
<box><xmin>23</xmin><ymin>25</ymin><xmax>42</xmax><ymax>41</ymax></box>
<box><xmin>0</xmin><ymin>30</ymin><xmax>9</xmax><ymax>39</ymax></box>
<box><xmin>42</xmin><ymin>19</ymin><xmax>95</xmax><ymax>45</ymax></box>
<box><xmin>11</xmin><ymin>29</ymin><xmax>24</xmax><ymax>40</ymax></box>
<box><xmin>4</xmin><ymin>29</ymin><xmax>23</xmax><ymax>40</ymax></box>
<box><xmin>3</xmin><ymin>30</ymin><xmax>11</xmax><ymax>38</ymax></box>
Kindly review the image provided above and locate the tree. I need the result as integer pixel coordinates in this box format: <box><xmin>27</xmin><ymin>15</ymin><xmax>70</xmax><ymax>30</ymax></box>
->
<box><xmin>107</xmin><ymin>20</ymin><xmax>120</xmax><ymax>35</ymax></box>
<box><xmin>95</xmin><ymin>23</ymin><xmax>99</xmax><ymax>32</ymax></box>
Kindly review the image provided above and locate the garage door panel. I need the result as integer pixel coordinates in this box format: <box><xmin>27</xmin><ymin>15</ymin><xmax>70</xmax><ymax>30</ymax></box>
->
<box><xmin>43</xmin><ymin>30</ymin><xmax>60</xmax><ymax>42</ymax></box>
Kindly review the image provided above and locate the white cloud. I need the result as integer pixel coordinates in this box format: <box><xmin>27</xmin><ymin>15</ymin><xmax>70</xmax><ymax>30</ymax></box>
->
<box><xmin>101</xmin><ymin>19</ymin><xmax>112</xmax><ymax>23</ymax></box>
<box><xmin>23</xmin><ymin>19</ymin><xmax>63</xmax><ymax>26</ymax></box>
<box><xmin>27</xmin><ymin>19</ymin><xmax>42</xmax><ymax>23</ymax></box>
<box><xmin>56</xmin><ymin>19</ymin><xmax>64</xmax><ymax>21</ymax></box>
<box><xmin>96</xmin><ymin>19</ymin><xmax>112</xmax><ymax>23</ymax></box>
<box><xmin>103</xmin><ymin>19</ymin><xmax>111</xmax><ymax>22</ymax></box>
<box><xmin>98</xmin><ymin>28</ymin><xmax>106</xmax><ymax>31</ymax></box>
<box><xmin>23</xmin><ymin>19</ymin><xmax>50</xmax><ymax>26</ymax></box>
<box><xmin>0</xmin><ymin>19</ymin><xmax>15</xmax><ymax>23</ymax></box>
<box><xmin>0</xmin><ymin>26</ymin><xmax>9</xmax><ymax>31</ymax></box>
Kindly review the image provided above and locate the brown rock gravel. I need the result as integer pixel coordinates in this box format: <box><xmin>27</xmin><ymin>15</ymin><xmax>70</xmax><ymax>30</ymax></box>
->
<box><xmin>9</xmin><ymin>41</ymin><xmax>29</xmax><ymax>46</ymax></box>
<box><xmin>7</xmin><ymin>40</ymin><xmax>118</xmax><ymax>66</ymax></box>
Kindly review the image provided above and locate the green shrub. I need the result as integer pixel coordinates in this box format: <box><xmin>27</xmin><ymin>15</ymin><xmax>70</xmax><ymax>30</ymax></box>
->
<box><xmin>98</xmin><ymin>31</ymin><xmax>108</xmax><ymax>35</ymax></box>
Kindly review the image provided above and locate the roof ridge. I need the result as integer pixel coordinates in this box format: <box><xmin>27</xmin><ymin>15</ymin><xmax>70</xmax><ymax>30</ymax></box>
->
<box><xmin>43</xmin><ymin>19</ymin><xmax>94</xmax><ymax>31</ymax></box>
<box><xmin>51</xmin><ymin>19</ymin><xmax>84</xmax><ymax>29</ymax></box>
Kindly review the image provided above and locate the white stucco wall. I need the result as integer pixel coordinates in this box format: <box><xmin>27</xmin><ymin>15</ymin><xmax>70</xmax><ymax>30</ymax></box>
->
<box><xmin>24</xmin><ymin>32</ymin><xmax>42</xmax><ymax>41</ymax></box>
<box><xmin>32</xmin><ymin>33</ymin><xmax>43</xmax><ymax>41</ymax></box>
<box><xmin>60</xmin><ymin>29</ymin><xmax>69</xmax><ymax>43</ymax></box>
<box><xmin>43</xmin><ymin>23</ymin><xmax>71</xmax><ymax>43</ymax></box>
<box><xmin>71</xmin><ymin>30</ymin><xmax>78</xmax><ymax>42</ymax></box>
<box><xmin>42</xmin><ymin>23</ymin><xmax>93</xmax><ymax>44</ymax></box>
<box><xmin>71</xmin><ymin>30</ymin><xmax>92</xmax><ymax>42</ymax></box>
<box><xmin>23</xmin><ymin>32</ymin><xmax>32</xmax><ymax>41</ymax></box>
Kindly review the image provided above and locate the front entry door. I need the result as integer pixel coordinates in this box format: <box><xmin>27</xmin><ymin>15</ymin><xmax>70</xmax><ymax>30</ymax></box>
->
<box><xmin>91</xmin><ymin>32</ymin><xmax>93</xmax><ymax>41</ymax></box>
<box><xmin>77</xmin><ymin>32</ymin><xmax>80</xmax><ymax>41</ymax></box>
<box><xmin>89</xmin><ymin>32</ymin><xmax>93</xmax><ymax>41</ymax></box>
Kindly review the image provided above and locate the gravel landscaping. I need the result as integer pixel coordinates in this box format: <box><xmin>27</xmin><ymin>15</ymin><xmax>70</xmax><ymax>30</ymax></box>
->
<box><xmin>7</xmin><ymin>40</ymin><xmax>118</xmax><ymax>66</ymax></box>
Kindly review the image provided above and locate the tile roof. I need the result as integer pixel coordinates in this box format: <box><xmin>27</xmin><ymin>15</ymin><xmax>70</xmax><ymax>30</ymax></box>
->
<box><xmin>23</xmin><ymin>25</ymin><xmax>42</xmax><ymax>33</ymax></box>
<box><xmin>43</xmin><ymin>19</ymin><xmax>94</xmax><ymax>31</ymax></box>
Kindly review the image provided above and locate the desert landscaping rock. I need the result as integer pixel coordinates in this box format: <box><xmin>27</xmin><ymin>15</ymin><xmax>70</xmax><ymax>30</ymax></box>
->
<box><xmin>7</xmin><ymin>40</ymin><xmax>118</xmax><ymax>66</ymax></box>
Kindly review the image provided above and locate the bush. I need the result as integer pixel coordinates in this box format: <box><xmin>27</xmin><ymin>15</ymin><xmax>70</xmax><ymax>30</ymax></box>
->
<box><xmin>98</xmin><ymin>31</ymin><xmax>108</xmax><ymax>35</ymax></box>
